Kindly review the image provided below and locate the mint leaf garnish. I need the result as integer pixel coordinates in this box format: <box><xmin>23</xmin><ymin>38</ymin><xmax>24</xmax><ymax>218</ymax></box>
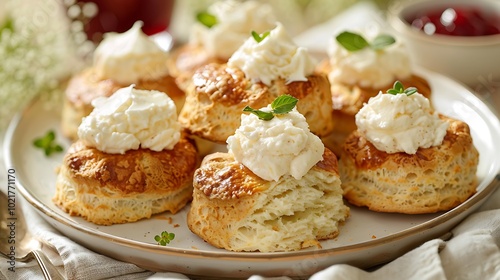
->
<box><xmin>270</xmin><ymin>94</ymin><xmax>298</xmax><ymax>114</ymax></box>
<box><xmin>196</xmin><ymin>12</ymin><xmax>217</xmax><ymax>28</ymax></box>
<box><xmin>386</xmin><ymin>81</ymin><xmax>417</xmax><ymax>96</ymax></box>
<box><xmin>251</xmin><ymin>30</ymin><xmax>270</xmax><ymax>43</ymax></box>
<box><xmin>243</xmin><ymin>95</ymin><xmax>298</xmax><ymax>121</ymax></box>
<box><xmin>243</xmin><ymin>106</ymin><xmax>274</xmax><ymax>121</ymax></box>
<box><xmin>336</xmin><ymin>31</ymin><xmax>396</xmax><ymax>52</ymax></box>
<box><xmin>371</xmin><ymin>34</ymin><xmax>396</xmax><ymax>50</ymax></box>
<box><xmin>336</xmin><ymin>31</ymin><xmax>369</xmax><ymax>51</ymax></box>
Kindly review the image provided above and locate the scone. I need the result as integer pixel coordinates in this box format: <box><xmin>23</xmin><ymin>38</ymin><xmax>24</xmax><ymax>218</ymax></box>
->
<box><xmin>62</xmin><ymin>68</ymin><xmax>184</xmax><ymax>141</ymax></box>
<box><xmin>187</xmin><ymin>95</ymin><xmax>349</xmax><ymax>252</ymax></box>
<box><xmin>179</xmin><ymin>23</ymin><xmax>334</xmax><ymax>147</ymax></box>
<box><xmin>54</xmin><ymin>137</ymin><xmax>197</xmax><ymax>225</ymax></box>
<box><xmin>54</xmin><ymin>85</ymin><xmax>198</xmax><ymax>225</ymax></box>
<box><xmin>338</xmin><ymin>86</ymin><xmax>479</xmax><ymax>214</ymax></box>
<box><xmin>318</xmin><ymin>30</ymin><xmax>431</xmax><ymax>155</ymax></box>
<box><xmin>61</xmin><ymin>21</ymin><xmax>184</xmax><ymax>141</ymax></box>
<box><xmin>167</xmin><ymin>0</ymin><xmax>276</xmax><ymax>90</ymax></box>
<box><xmin>179</xmin><ymin>64</ymin><xmax>333</xmax><ymax>144</ymax></box>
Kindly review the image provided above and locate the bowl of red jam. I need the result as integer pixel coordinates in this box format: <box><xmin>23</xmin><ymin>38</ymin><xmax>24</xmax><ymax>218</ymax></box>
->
<box><xmin>388</xmin><ymin>0</ymin><xmax>500</xmax><ymax>87</ymax></box>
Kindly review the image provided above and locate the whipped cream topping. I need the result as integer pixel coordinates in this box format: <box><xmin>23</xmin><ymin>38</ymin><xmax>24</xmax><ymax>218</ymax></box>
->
<box><xmin>227</xmin><ymin>106</ymin><xmax>324</xmax><ymax>181</ymax></box>
<box><xmin>189</xmin><ymin>0</ymin><xmax>276</xmax><ymax>59</ymax></box>
<box><xmin>355</xmin><ymin>92</ymin><xmax>449</xmax><ymax>154</ymax></box>
<box><xmin>93</xmin><ymin>21</ymin><xmax>169</xmax><ymax>84</ymax></box>
<box><xmin>227</xmin><ymin>23</ymin><xmax>316</xmax><ymax>86</ymax></box>
<box><xmin>327</xmin><ymin>31</ymin><xmax>411</xmax><ymax>89</ymax></box>
<box><xmin>78</xmin><ymin>85</ymin><xmax>181</xmax><ymax>154</ymax></box>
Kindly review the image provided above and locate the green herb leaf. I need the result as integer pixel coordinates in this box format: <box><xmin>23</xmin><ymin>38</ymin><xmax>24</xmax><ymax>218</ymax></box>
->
<box><xmin>154</xmin><ymin>231</ymin><xmax>175</xmax><ymax>246</ymax></box>
<box><xmin>243</xmin><ymin>106</ymin><xmax>274</xmax><ymax>121</ymax></box>
<box><xmin>243</xmin><ymin>95</ymin><xmax>298</xmax><ymax>121</ymax></box>
<box><xmin>336</xmin><ymin>31</ymin><xmax>396</xmax><ymax>52</ymax></box>
<box><xmin>270</xmin><ymin>94</ymin><xmax>298</xmax><ymax>114</ymax></box>
<box><xmin>196</xmin><ymin>11</ymin><xmax>217</xmax><ymax>28</ymax></box>
<box><xmin>336</xmin><ymin>31</ymin><xmax>369</xmax><ymax>51</ymax></box>
<box><xmin>371</xmin><ymin>34</ymin><xmax>396</xmax><ymax>50</ymax></box>
<box><xmin>33</xmin><ymin>130</ymin><xmax>63</xmax><ymax>156</ymax></box>
<box><xmin>404</xmin><ymin>87</ymin><xmax>418</xmax><ymax>96</ymax></box>
<box><xmin>251</xmin><ymin>30</ymin><xmax>270</xmax><ymax>43</ymax></box>
<box><xmin>386</xmin><ymin>81</ymin><xmax>418</xmax><ymax>96</ymax></box>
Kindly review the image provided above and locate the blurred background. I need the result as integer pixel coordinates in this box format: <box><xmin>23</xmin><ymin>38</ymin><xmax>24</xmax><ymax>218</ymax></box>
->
<box><xmin>0</xmin><ymin>0</ymin><xmax>498</xmax><ymax>130</ymax></box>
<box><xmin>0</xmin><ymin>0</ymin><xmax>390</xmax><ymax>129</ymax></box>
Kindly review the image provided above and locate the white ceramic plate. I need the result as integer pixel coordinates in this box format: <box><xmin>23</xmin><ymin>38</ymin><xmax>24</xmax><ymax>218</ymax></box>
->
<box><xmin>4</xmin><ymin>68</ymin><xmax>500</xmax><ymax>278</ymax></box>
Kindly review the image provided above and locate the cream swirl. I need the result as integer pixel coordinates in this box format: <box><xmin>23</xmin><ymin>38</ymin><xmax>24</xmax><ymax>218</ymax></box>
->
<box><xmin>355</xmin><ymin>92</ymin><xmax>448</xmax><ymax>154</ymax></box>
<box><xmin>227</xmin><ymin>106</ymin><xmax>324</xmax><ymax>181</ymax></box>
<box><xmin>227</xmin><ymin>23</ymin><xmax>316</xmax><ymax>86</ymax></box>
<box><xmin>189</xmin><ymin>0</ymin><xmax>276</xmax><ymax>59</ymax></box>
<box><xmin>327</xmin><ymin>31</ymin><xmax>411</xmax><ymax>89</ymax></box>
<box><xmin>93</xmin><ymin>21</ymin><xmax>169</xmax><ymax>84</ymax></box>
<box><xmin>78</xmin><ymin>85</ymin><xmax>181</xmax><ymax>154</ymax></box>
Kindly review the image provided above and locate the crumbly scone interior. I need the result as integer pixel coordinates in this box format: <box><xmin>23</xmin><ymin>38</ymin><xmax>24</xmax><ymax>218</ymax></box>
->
<box><xmin>227</xmin><ymin>171</ymin><xmax>347</xmax><ymax>252</ymax></box>
<box><xmin>188</xmin><ymin>152</ymin><xmax>349</xmax><ymax>252</ymax></box>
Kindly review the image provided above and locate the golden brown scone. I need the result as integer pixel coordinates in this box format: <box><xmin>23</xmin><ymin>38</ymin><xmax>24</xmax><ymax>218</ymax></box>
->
<box><xmin>53</xmin><ymin>136</ymin><xmax>198</xmax><ymax>226</ymax></box>
<box><xmin>61</xmin><ymin>68</ymin><xmax>185</xmax><ymax>141</ymax></box>
<box><xmin>338</xmin><ymin>116</ymin><xmax>479</xmax><ymax>214</ymax></box>
<box><xmin>318</xmin><ymin>59</ymin><xmax>432</xmax><ymax>156</ymax></box>
<box><xmin>178</xmin><ymin>63</ymin><xmax>335</xmax><ymax>144</ymax></box>
<box><xmin>187</xmin><ymin>149</ymin><xmax>349</xmax><ymax>252</ymax></box>
<box><xmin>167</xmin><ymin>44</ymin><xmax>226</xmax><ymax>91</ymax></box>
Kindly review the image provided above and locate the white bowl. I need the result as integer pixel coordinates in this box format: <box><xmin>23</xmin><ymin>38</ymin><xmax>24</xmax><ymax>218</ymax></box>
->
<box><xmin>387</xmin><ymin>0</ymin><xmax>500</xmax><ymax>87</ymax></box>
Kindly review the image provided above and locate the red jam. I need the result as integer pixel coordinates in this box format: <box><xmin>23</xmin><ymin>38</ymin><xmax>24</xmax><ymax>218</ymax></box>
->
<box><xmin>408</xmin><ymin>6</ymin><xmax>500</xmax><ymax>36</ymax></box>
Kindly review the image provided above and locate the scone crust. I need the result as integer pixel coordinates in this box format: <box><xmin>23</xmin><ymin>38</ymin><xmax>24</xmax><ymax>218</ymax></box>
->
<box><xmin>179</xmin><ymin>63</ymin><xmax>335</xmax><ymax>144</ymax></box>
<box><xmin>167</xmin><ymin>44</ymin><xmax>226</xmax><ymax>90</ymax></box>
<box><xmin>195</xmin><ymin>149</ymin><xmax>338</xmax><ymax>200</ymax></box>
<box><xmin>61</xmin><ymin>68</ymin><xmax>185</xmax><ymax>140</ymax></box>
<box><xmin>53</xmin><ymin>136</ymin><xmax>198</xmax><ymax>225</ymax></box>
<box><xmin>339</xmin><ymin>116</ymin><xmax>479</xmax><ymax>214</ymax></box>
<box><xmin>188</xmin><ymin>149</ymin><xmax>349</xmax><ymax>252</ymax></box>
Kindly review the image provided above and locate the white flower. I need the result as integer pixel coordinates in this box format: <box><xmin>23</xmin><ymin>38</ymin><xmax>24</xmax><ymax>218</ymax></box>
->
<box><xmin>0</xmin><ymin>0</ymin><xmax>88</xmax><ymax>129</ymax></box>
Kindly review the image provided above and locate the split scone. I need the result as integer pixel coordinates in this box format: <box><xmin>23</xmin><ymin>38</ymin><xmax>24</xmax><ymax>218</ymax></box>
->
<box><xmin>179</xmin><ymin>23</ymin><xmax>334</xmax><ymax>150</ymax></box>
<box><xmin>317</xmin><ymin>30</ymin><xmax>431</xmax><ymax>155</ymax></box>
<box><xmin>167</xmin><ymin>0</ymin><xmax>277</xmax><ymax>90</ymax></box>
<box><xmin>188</xmin><ymin>96</ymin><xmax>349</xmax><ymax>252</ymax></box>
<box><xmin>54</xmin><ymin>85</ymin><xmax>198</xmax><ymax>225</ymax></box>
<box><xmin>338</xmin><ymin>84</ymin><xmax>479</xmax><ymax>214</ymax></box>
<box><xmin>62</xmin><ymin>21</ymin><xmax>184</xmax><ymax>140</ymax></box>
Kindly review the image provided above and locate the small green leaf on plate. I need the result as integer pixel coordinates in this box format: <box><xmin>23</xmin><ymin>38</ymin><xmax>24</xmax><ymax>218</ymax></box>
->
<box><xmin>33</xmin><ymin>130</ymin><xmax>63</xmax><ymax>156</ymax></box>
<box><xmin>154</xmin><ymin>231</ymin><xmax>175</xmax><ymax>246</ymax></box>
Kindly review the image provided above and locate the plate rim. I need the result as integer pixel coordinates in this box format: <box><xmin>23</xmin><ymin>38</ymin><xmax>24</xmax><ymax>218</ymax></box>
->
<box><xmin>4</xmin><ymin>67</ymin><xmax>500</xmax><ymax>262</ymax></box>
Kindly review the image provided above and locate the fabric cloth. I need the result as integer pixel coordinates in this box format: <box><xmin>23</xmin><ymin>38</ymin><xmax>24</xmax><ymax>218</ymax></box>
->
<box><xmin>1</xmin><ymin>2</ymin><xmax>500</xmax><ymax>280</ymax></box>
